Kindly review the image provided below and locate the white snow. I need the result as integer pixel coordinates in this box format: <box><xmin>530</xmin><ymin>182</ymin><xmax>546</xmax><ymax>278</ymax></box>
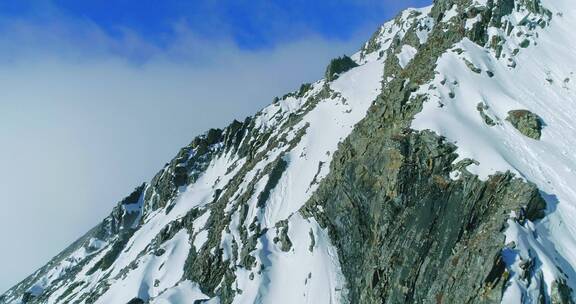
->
<box><xmin>219</xmin><ymin>38</ymin><xmax>386</xmax><ymax>304</ymax></box>
<box><xmin>465</xmin><ymin>14</ymin><xmax>482</xmax><ymax>31</ymax></box>
<box><xmin>237</xmin><ymin>214</ymin><xmax>346</xmax><ymax>304</ymax></box>
<box><xmin>193</xmin><ymin>229</ymin><xmax>209</xmax><ymax>250</ymax></box>
<box><xmin>442</xmin><ymin>4</ymin><xmax>459</xmax><ymax>23</ymax></box>
<box><xmin>415</xmin><ymin>11</ymin><xmax>435</xmax><ymax>44</ymax></box>
<box><xmin>95</xmin><ymin>230</ymin><xmax>191</xmax><ymax>303</ymax></box>
<box><xmin>412</xmin><ymin>0</ymin><xmax>576</xmax><ymax>301</ymax></box>
<box><xmin>252</xmin><ymin>55</ymin><xmax>385</xmax><ymax>228</ymax></box>
<box><xmin>472</xmin><ymin>0</ymin><xmax>489</xmax><ymax>7</ymax></box>
<box><xmin>150</xmin><ymin>281</ymin><xmax>209</xmax><ymax>304</ymax></box>
<box><xmin>397</xmin><ymin>45</ymin><xmax>418</xmax><ymax>68</ymax></box>
<box><xmin>26</xmin><ymin>237</ymin><xmax>109</xmax><ymax>302</ymax></box>
<box><xmin>355</xmin><ymin>6</ymin><xmax>433</xmax><ymax>64</ymax></box>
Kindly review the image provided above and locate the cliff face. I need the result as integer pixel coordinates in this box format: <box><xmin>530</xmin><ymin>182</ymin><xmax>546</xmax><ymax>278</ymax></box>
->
<box><xmin>3</xmin><ymin>0</ymin><xmax>576</xmax><ymax>303</ymax></box>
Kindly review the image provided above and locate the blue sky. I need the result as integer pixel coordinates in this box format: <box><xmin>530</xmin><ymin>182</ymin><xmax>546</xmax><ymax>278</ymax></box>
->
<box><xmin>0</xmin><ymin>0</ymin><xmax>431</xmax><ymax>293</ymax></box>
<box><xmin>0</xmin><ymin>0</ymin><xmax>429</xmax><ymax>61</ymax></box>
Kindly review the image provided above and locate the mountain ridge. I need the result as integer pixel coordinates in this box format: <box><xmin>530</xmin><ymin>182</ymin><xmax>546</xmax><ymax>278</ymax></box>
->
<box><xmin>3</xmin><ymin>0</ymin><xmax>576</xmax><ymax>303</ymax></box>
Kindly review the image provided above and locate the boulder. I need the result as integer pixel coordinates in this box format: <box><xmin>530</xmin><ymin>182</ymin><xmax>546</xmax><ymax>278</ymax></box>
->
<box><xmin>506</xmin><ymin>109</ymin><xmax>543</xmax><ymax>139</ymax></box>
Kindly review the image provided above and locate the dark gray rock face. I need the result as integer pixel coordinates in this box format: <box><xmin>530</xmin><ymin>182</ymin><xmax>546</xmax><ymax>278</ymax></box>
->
<box><xmin>143</xmin><ymin>120</ymin><xmax>250</xmax><ymax>214</ymax></box>
<box><xmin>304</xmin><ymin>128</ymin><xmax>545</xmax><ymax>303</ymax></box>
<box><xmin>506</xmin><ymin>110</ymin><xmax>543</xmax><ymax>139</ymax></box>
<box><xmin>551</xmin><ymin>279</ymin><xmax>575</xmax><ymax>304</ymax></box>
<box><xmin>126</xmin><ymin>297</ymin><xmax>145</xmax><ymax>304</ymax></box>
<box><xmin>477</xmin><ymin>103</ymin><xmax>497</xmax><ymax>126</ymax></box>
<box><xmin>300</xmin><ymin>1</ymin><xmax>549</xmax><ymax>302</ymax></box>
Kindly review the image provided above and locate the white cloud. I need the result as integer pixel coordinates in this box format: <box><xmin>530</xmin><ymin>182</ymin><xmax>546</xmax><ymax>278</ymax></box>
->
<box><xmin>0</xmin><ymin>14</ymin><xmax>366</xmax><ymax>293</ymax></box>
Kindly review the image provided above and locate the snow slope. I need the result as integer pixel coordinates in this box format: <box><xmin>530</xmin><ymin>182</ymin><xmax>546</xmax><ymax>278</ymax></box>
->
<box><xmin>412</xmin><ymin>0</ymin><xmax>576</xmax><ymax>301</ymax></box>
<box><xmin>94</xmin><ymin>58</ymin><xmax>384</xmax><ymax>304</ymax></box>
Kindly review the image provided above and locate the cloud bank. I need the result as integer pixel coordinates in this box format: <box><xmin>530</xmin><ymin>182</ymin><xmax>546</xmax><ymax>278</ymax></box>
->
<box><xmin>0</xmin><ymin>9</ymin><xmax>367</xmax><ymax>295</ymax></box>
<box><xmin>0</xmin><ymin>0</ymin><xmax>431</xmax><ymax>292</ymax></box>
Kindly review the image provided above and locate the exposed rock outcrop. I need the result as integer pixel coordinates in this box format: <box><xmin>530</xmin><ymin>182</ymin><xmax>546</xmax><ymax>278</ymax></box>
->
<box><xmin>506</xmin><ymin>109</ymin><xmax>544</xmax><ymax>139</ymax></box>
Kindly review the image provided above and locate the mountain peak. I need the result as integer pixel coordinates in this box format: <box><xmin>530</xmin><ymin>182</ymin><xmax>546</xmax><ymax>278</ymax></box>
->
<box><xmin>3</xmin><ymin>0</ymin><xmax>576</xmax><ymax>303</ymax></box>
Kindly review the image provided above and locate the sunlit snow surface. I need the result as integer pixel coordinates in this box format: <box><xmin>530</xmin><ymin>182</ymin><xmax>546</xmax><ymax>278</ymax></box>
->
<box><xmin>397</xmin><ymin>45</ymin><xmax>418</xmax><ymax>68</ymax></box>
<box><xmin>412</xmin><ymin>0</ymin><xmax>576</xmax><ymax>301</ymax></box>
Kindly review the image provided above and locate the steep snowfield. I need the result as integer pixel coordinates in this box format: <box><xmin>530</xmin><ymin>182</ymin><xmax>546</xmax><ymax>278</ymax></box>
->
<box><xmin>225</xmin><ymin>59</ymin><xmax>385</xmax><ymax>304</ymax></box>
<box><xmin>97</xmin><ymin>230</ymin><xmax>191</xmax><ymax>303</ymax></box>
<box><xmin>99</xmin><ymin>60</ymin><xmax>383</xmax><ymax>303</ymax></box>
<box><xmin>412</xmin><ymin>0</ymin><xmax>576</xmax><ymax>301</ymax></box>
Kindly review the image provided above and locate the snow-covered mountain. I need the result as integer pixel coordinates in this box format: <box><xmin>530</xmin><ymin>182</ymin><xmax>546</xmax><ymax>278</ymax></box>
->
<box><xmin>3</xmin><ymin>0</ymin><xmax>576</xmax><ymax>303</ymax></box>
